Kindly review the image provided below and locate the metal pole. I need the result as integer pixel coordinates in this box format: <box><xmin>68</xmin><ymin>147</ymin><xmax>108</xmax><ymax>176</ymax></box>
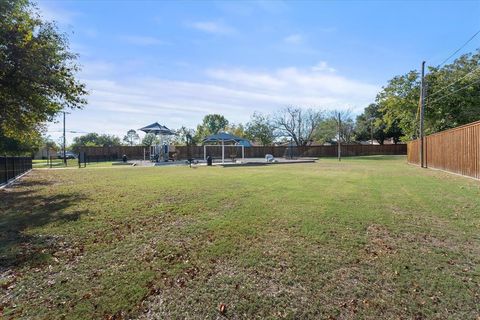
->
<box><xmin>419</xmin><ymin>61</ymin><xmax>426</xmax><ymax>168</ymax></box>
<box><xmin>370</xmin><ymin>118</ymin><xmax>374</xmax><ymax>145</ymax></box>
<box><xmin>63</xmin><ymin>111</ymin><xmax>67</xmax><ymax>166</ymax></box>
<box><xmin>222</xmin><ymin>140</ymin><xmax>225</xmax><ymax>164</ymax></box>
<box><xmin>337</xmin><ymin>112</ymin><xmax>341</xmax><ymax>162</ymax></box>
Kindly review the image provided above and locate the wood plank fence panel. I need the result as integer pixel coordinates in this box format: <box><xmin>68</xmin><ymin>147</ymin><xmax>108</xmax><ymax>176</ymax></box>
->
<box><xmin>407</xmin><ymin>120</ymin><xmax>480</xmax><ymax>179</ymax></box>
<box><xmin>79</xmin><ymin>144</ymin><xmax>406</xmax><ymax>161</ymax></box>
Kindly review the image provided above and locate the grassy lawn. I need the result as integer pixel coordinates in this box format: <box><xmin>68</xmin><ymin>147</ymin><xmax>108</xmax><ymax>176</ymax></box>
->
<box><xmin>1</xmin><ymin>156</ymin><xmax>479</xmax><ymax>319</ymax></box>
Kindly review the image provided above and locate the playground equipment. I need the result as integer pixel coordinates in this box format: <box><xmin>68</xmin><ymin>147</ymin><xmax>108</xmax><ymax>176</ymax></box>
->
<box><xmin>139</xmin><ymin>122</ymin><xmax>176</xmax><ymax>162</ymax></box>
<box><xmin>202</xmin><ymin>132</ymin><xmax>252</xmax><ymax>164</ymax></box>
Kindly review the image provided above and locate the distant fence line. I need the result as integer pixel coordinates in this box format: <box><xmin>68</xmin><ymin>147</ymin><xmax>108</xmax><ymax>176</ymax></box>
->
<box><xmin>407</xmin><ymin>120</ymin><xmax>480</xmax><ymax>180</ymax></box>
<box><xmin>1</xmin><ymin>156</ymin><xmax>32</xmax><ymax>186</ymax></box>
<box><xmin>79</xmin><ymin>144</ymin><xmax>406</xmax><ymax>161</ymax></box>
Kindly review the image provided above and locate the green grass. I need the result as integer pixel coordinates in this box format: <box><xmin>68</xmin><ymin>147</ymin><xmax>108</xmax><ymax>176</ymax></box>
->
<box><xmin>1</xmin><ymin>156</ymin><xmax>479</xmax><ymax>319</ymax></box>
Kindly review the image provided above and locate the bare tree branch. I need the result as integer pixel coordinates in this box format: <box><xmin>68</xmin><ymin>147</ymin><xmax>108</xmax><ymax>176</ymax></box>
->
<box><xmin>272</xmin><ymin>106</ymin><xmax>324</xmax><ymax>146</ymax></box>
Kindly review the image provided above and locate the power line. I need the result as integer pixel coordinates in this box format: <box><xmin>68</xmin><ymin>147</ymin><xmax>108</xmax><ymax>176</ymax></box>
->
<box><xmin>428</xmin><ymin>77</ymin><xmax>480</xmax><ymax>105</ymax></box>
<box><xmin>428</xmin><ymin>65</ymin><xmax>480</xmax><ymax>98</ymax></box>
<box><xmin>47</xmin><ymin>130</ymin><xmax>88</xmax><ymax>133</ymax></box>
<box><xmin>437</xmin><ymin>29</ymin><xmax>480</xmax><ymax>67</ymax></box>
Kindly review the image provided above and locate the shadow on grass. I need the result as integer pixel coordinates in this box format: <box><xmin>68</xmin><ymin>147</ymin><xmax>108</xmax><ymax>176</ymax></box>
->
<box><xmin>0</xmin><ymin>186</ymin><xmax>89</xmax><ymax>270</ymax></box>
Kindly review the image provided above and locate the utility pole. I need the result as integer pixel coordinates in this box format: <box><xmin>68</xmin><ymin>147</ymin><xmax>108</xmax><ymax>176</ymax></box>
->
<box><xmin>63</xmin><ymin>111</ymin><xmax>67</xmax><ymax>166</ymax></box>
<box><xmin>337</xmin><ymin>112</ymin><xmax>341</xmax><ymax>162</ymax></box>
<box><xmin>419</xmin><ymin>61</ymin><xmax>426</xmax><ymax>168</ymax></box>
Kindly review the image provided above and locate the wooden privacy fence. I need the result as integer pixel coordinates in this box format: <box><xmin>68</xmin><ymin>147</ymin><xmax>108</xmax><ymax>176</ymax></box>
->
<box><xmin>176</xmin><ymin>144</ymin><xmax>406</xmax><ymax>159</ymax></box>
<box><xmin>79</xmin><ymin>144</ymin><xmax>406</xmax><ymax>161</ymax></box>
<box><xmin>407</xmin><ymin>120</ymin><xmax>480</xmax><ymax>179</ymax></box>
<box><xmin>78</xmin><ymin>146</ymin><xmax>151</xmax><ymax>161</ymax></box>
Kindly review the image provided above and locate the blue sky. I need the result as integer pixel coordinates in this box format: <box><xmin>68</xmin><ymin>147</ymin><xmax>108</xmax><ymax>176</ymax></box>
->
<box><xmin>37</xmin><ymin>0</ymin><xmax>480</xmax><ymax>143</ymax></box>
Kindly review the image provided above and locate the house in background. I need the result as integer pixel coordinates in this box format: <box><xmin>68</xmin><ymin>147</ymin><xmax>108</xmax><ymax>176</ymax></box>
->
<box><xmin>34</xmin><ymin>147</ymin><xmax>57</xmax><ymax>159</ymax></box>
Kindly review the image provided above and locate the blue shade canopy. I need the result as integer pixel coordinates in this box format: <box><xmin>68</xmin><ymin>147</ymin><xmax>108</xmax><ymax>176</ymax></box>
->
<box><xmin>203</xmin><ymin>132</ymin><xmax>252</xmax><ymax>147</ymax></box>
<box><xmin>139</xmin><ymin>122</ymin><xmax>175</xmax><ymax>135</ymax></box>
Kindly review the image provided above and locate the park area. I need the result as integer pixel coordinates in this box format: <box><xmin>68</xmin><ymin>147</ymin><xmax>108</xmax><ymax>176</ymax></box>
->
<box><xmin>1</xmin><ymin>156</ymin><xmax>479</xmax><ymax>319</ymax></box>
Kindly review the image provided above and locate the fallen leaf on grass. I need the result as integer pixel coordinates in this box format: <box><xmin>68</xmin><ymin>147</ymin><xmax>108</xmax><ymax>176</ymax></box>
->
<box><xmin>219</xmin><ymin>303</ymin><xmax>226</xmax><ymax>314</ymax></box>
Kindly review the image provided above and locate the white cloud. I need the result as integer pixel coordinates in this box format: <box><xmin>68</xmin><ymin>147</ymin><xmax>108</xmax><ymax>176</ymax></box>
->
<box><xmin>311</xmin><ymin>61</ymin><xmax>336</xmax><ymax>73</ymax></box>
<box><xmin>50</xmin><ymin>60</ymin><xmax>379</xmax><ymax>141</ymax></box>
<box><xmin>189</xmin><ymin>21</ymin><xmax>235</xmax><ymax>35</ymax></box>
<box><xmin>120</xmin><ymin>35</ymin><xmax>168</xmax><ymax>46</ymax></box>
<box><xmin>206</xmin><ymin>69</ymin><xmax>286</xmax><ymax>89</ymax></box>
<box><xmin>284</xmin><ymin>33</ymin><xmax>304</xmax><ymax>45</ymax></box>
<box><xmin>79</xmin><ymin>61</ymin><xmax>116</xmax><ymax>77</ymax></box>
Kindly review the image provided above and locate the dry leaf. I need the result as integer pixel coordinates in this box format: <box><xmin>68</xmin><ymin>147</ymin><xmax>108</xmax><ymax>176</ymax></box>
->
<box><xmin>219</xmin><ymin>303</ymin><xmax>226</xmax><ymax>314</ymax></box>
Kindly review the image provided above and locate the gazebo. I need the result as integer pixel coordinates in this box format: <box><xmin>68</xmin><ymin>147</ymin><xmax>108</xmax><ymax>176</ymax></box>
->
<box><xmin>139</xmin><ymin>122</ymin><xmax>176</xmax><ymax>161</ymax></box>
<box><xmin>202</xmin><ymin>132</ymin><xmax>252</xmax><ymax>164</ymax></box>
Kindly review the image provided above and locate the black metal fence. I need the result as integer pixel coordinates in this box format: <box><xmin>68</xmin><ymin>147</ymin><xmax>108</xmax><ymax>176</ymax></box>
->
<box><xmin>1</xmin><ymin>156</ymin><xmax>32</xmax><ymax>186</ymax></box>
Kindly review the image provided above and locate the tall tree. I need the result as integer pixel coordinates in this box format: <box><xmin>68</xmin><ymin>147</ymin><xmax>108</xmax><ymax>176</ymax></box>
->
<box><xmin>123</xmin><ymin>129</ymin><xmax>139</xmax><ymax>146</ymax></box>
<box><xmin>226</xmin><ymin>123</ymin><xmax>246</xmax><ymax>138</ymax></box>
<box><xmin>314</xmin><ymin>111</ymin><xmax>355</xmax><ymax>144</ymax></box>
<box><xmin>377</xmin><ymin>50</ymin><xmax>480</xmax><ymax>140</ymax></box>
<box><xmin>354</xmin><ymin>103</ymin><xmax>404</xmax><ymax>144</ymax></box>
<box><xmin>194</xmin><ymin>114</ymin><xmax>229</xmax><ymax>141</ymax></box>
<box><xmin>171</xmin><ymin>126</ymin><xmax>197</xmax><ymax>145</ymax></box>
<box><xmin>0</xmin><ymin>0</ymin><xmax>87</xmax><ymax>152</ymax></box>
<box><xmin>70</xmin><ymin>133</ymin><xmax>121</xmax><ymax>151</ymax></box>
<box><xmin>142</xmin><ymin>133</ymin><xmax>160</xmax><ymax>147</ymax></box>
<box><xmin>376</xmin><ymin>71</ymin><xmax>420</xmax><ymax>140</ymax></box>
<box><xmin>244</xmin><ymin>112</ymin><xmax>275</xmax><ymax>146</ymax></box>
<box><xmin>313</xmin><ymin>118</ymin><xmax>337</xmax><ymax>144</ymax></box>
<box><xmin>41</xmin><ymin>136</ymin><xmax>58</xmax><ymax>151</ymax></box>
<box><xmin>424</xmin><ymin>51</ymin><xmax>480</xmax><ymax>132</ymax></box>
<box><xmin>272</xmin><ymin>107</ymin><xmax>323</xmax><ymax>146</ymax></box>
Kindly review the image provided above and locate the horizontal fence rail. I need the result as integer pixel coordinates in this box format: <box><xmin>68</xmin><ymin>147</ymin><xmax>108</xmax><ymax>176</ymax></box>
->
<box><xmin>1</xmin><ymin>156</ymin><xmax>32</xmax><ymax>186</ymax></box>
<box><xmin>79</xmin><ymin>144</ymin><xmax>406</xmax><ymax>162</ymax></box>
<box><xmin>407</xmin><ymin>120</ymin><xmax>480</xmax><ymax>180</ymax></box>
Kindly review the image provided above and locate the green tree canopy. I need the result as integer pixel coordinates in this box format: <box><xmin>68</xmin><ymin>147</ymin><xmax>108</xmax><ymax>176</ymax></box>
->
<box><xmin>0</xmin><ymin>0</ymin><xmax>87</xmax><ymax>153</ymax></box>
<box><xmin>314</xmin><ymin>111</ymin><xmax>355</xmax><ymax>144</ymax></box>
<box><xmin>123</xmin><ymin>129</ymin><xmax>139</xmax><ymax>146</ymax></box>
<box><xmin>225</xmin><ymin>123</ymin><xmax>246</xmax><ymax>138</ymax></box>
<box><xmin>377</xmin><ymin>50</ymin><xmax>480</xmax><ymax>140</ymax></box>
<box><xmin>141</xmin><ymin>133</ymin><xmax>160</xmax><ymax>147</ymax></box>
<box><xmin>354</xmin><ymin>103</ymin><xmax>402</xmax><ymax>144</ymax></box>
<box><xmin>194</xmin><ymin>114</ymin><xmax>229</xmax><ymax>141</ymax></box>
<box><xmin>171</xmin><ymin>127</ymin><xmax>197</xmax><ymax>145</ymax></box>
<box><xmin>70</xmin><ymin>133</ymin><xmax>121</xmax><ymax>151</ymax></box>
<box><xmin>424</xmin><ymin>51</ymin><xmax>480</xmax><ymax>132</ymax></box>
<box><xmin>244</xmin><ymin>112</ymin><xmax>275</xmax><ymax>146</ymax></box>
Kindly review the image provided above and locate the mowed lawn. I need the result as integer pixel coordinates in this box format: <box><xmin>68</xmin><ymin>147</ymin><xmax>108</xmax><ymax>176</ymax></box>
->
<box><xmin>1</xmin><ymin>156</ymin><xmax>479</xmax><ymax>319</ymax></box>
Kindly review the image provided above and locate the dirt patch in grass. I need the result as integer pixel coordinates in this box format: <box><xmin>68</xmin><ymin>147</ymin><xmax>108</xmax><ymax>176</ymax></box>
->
<box><xmin>364</xmin><ymin>224</ymin><xmax>397</xmax><ymax>258</ymax></box>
